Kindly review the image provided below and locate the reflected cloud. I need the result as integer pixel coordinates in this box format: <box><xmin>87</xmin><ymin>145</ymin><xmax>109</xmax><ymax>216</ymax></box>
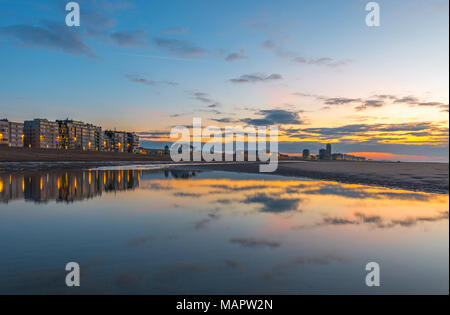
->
<box><xmin>126</xmin><ymin>235</ymin><xmax>155</xmax><ymax>248</ymax></box>
<box><xmin>262</xmin><ymin>254</ymin><xmax>351</xmax><ymax>281</ymax></box>
<box><xmin>173</xmin><ymin>192</ymin><xmax>203</xmax><ymax>198</ymax></box>
<box><xmin>243</xmin><ymin>193</ymin><xmax>302</xmax><ymax>213</ymax></box>
<box><xmin>298</xmin><ymin>184</ymin><xmax>434</xmax><ymax>201</ymax></box>
<box><xmin>194</xmin><ymin>212</ymin><xmax>220</xmax><ymax>230</ymax></box>
<box><xmin>230</xmin><ymin>238</ymin><xmax>281</xmax><ymax>248</ymax></box>
<box><xmin>211</xmin><ymin>184</ymin><xmax>271</xmax><ymax>192</ymax></box>
<box><xmin>224</xmin><ymin>259</ymin><xmax>241</xmax><ymax>269</ymax></box>
<box><xmin>300</xmin><ymin>211</ymin><xmax>449</xmax><ymax>230</ymax></box>
<box><xmin>154</xmin><ymin>263</ymin><xmax>206</xmax><ymax>282</ymax></box>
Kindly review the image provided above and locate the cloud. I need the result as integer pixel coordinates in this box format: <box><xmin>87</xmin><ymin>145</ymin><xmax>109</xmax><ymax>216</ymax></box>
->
<box><xmin>162</xmin><ymin>27</ymin><xmax>188</xmax><ymax>35</ymax></box>
<box><xmin>0</xmin><ymin>20</ymin><xmax>97</xmax><ymax>58</ymax></box>
<box><xmin>294</xmin><ymin>92</ymin><xmax>449</xmax><ymax>112</ymax></box>
<box><xmin>192</xmin><ymin>92</ymin><xmax>213</xmax><ymax>103</ymax></box>
<box><xmin>211</xmin><ymin>118</ymin><xmax>239</xmax><ymax>123</ymax></box>
<box><xmin>230</xmin><ymin>238</ymin><xmax>281</xmax><ymax>248</ymax></box>
<box><xmin>138</xmin><ymin>131</ymin><xmax>170</xmax><ymax>139</ymax></box>
<box><xmin>190</xmin><ymin>92</ymin><xmax>222</xmax><ymax>110</ymax></box>
<box><xmin>241</xmin><ymin>109</ymin><xmax>303</xmax><ymax>125</ymax></box>
<box><xmin>355</xmin><ymin>100</ymin><xmax>384</xmax><ymax>111</ymax></box>
<box><xmin>301</xmin><ymin>122</ymin><xmax>440</xmax><ymax>136</ymax></box>
<box><xmin>110</xmin><ymin>30</ymin><xmax>147</xmax><ymax>47</ymax></box>
<box><xmin>225</xmin><ymin>52</ymin><xmax>248</xmax><ymax>62</ymax></box>
<box><xmin>293</xmin><ymin>56</ymin><xmax>352</xmax><ymax>67</ymax></box>
<box><xmin>55</xmin><ymin>0</ymin><xmax>129</xmax><ymax>38</ymax></box>
<box><xmin>292</xmin><ymin>121</ymin><xmax>448</xmax><ymax>147</ymax></box>
<box><xmin>125</xmin><ymin>74</ymin><xmax>178</xmax><ymax>86</ymax></box>
<box><xmin>1</xmin><ymin>1</ymin><xmax>136</xmax><ymax>57</ymax></box>
<box><xmin>261</xmin><ymin>40</ymin><xmax>277</xmax><ymax>50</ymax></box>
<box><xmin>391</xmin><ymin>95</ymin><xmax>449</xmax><ymax>112</ymax></box>
<box><xmin>260</xmin><ymin>39</ymin><xmax>352</xmax><ymax>67</ymax></box>
<box><xmin>152</xmin><ymin>37</ymin><xmax>209</xmax><ymax>57</ymax></box>
<box><xmin>393</xmin><ymin>96</ymin><xmax>420</xmax><ymax>104</ymax></box>
<box><xmin>230</xmin><ymin>73</ymin><xmax>282</xmax><ymax>83</ymax></box>
<box><xmin>324</xmin><ymin>98</ymin><xmax>362</xmax><ymax>105</ymax></box>
<box><xmin>82</xmin><ymin>7</ymin><xmax>116</xmax><ymax>38</ymax></box>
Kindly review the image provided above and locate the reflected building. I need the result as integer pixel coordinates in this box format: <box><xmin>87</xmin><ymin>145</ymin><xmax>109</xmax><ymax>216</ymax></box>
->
<box><xmin>0</xmin><ymin>170</ymin><xmax>141</xmax><ymax>204</ymax></box>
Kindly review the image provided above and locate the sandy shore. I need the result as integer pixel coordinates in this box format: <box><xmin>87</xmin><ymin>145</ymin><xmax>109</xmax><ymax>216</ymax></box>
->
<box><xmin>174</xmin><ymin>161</ymin><xmax>449</xmax><ymax>194</ymax></box>
<box><xmin>0</xmin><ymin>146</ymin><xmax>448</xmax><ymax>194</ymax></box>
<box><xmin>0</xmin><ymin>146</ymin><xmax>172</xmax><ymax>162</ymax></box>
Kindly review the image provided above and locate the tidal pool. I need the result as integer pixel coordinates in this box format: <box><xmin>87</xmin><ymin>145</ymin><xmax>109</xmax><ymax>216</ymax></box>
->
<box><xmin>0</xmin><ymin>168</ymin><xmax>448</xmax><ymax>294</ymax></box>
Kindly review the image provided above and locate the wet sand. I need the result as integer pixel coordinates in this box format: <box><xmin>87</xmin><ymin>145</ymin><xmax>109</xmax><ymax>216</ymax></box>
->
<box><xmin>176</xmin><ymin>161</ymin><xmax>449</xmax><ymax>194</ymax></box>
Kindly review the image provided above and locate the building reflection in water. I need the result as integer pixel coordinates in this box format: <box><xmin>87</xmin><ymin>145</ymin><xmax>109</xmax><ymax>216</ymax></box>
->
<box><xmin>0</xmin><ymin>170</ymin><xmax>198</xmax><ymax>204</ymax></box>
<box><xmin>0</xmin><ymin>170</ymin><xmax>141</xmax><ymax>204</ymax></box>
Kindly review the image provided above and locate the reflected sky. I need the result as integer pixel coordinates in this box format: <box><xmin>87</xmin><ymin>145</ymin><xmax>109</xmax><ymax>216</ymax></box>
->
<box><xmin>0</xmin><ymin>169</ymin><xmax>448</xmax><ymax>294</ymax></box>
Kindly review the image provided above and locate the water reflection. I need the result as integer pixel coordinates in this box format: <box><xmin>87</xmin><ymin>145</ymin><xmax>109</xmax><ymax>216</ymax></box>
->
<box><xmin>0</xmin><ymin>170</ymin><xmax>197</xmax><ymax>204</ymax></box>
<box><xmin>0</xmin><ymin>169</ymin><xmax>448</xmax><ymax>294</ymax></box>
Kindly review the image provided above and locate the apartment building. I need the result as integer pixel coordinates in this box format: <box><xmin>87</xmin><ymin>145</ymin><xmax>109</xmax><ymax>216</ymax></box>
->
<box><xmin>57</xmin><ymin>120</ymin><xmax>103</xmax><ymax>151</ymax></box>
<box><xmin>24</xmin><ymin>119</ymin><xmax>58</xmax><ymax>149</ymax></box>
<box><xmin>8</xmin><ymin>121</ymin><xmax>24</xmax><ymax>147</ymax></box>
<box><xmin>104</xmin><ymin>130</ymin><xmax>139</xmax><ymax>153</ymax></box>
<box><xmin>0</xmin><ymin>119</ymin><xmax>24</xmax><ymax>147</ymax></box>
<box><xmin>3</xmin><ymin>117</ymin><xmax>139</xmax><ymax>152</ymax></box>
<box><xmin>127</xmin><ymin>132</ymin><xmax>140</xmax><ymax>153</ymax></box>
<box><xmin>104</xmin><ymin>130</ymin><xmax>127</xmax><ymax>152</ymax></box>
<box><xmin>0</xmin><ymin>120</ymin><xmax>9</xmax><ymax>146</ymax></box>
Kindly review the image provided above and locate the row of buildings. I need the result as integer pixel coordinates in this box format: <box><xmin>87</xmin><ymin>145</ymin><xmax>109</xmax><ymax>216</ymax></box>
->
<box><xmin>302</xmin><ymin>144</ymin><xmax>366</xmax><ymax>161</ymax></box>
<box><xmin>0</xmin><ymin>118</ymin><xmax>139</xmax><ymax>153</ymax></box>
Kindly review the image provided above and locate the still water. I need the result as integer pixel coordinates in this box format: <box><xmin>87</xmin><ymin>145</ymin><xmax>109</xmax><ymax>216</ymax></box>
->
<box><xmin>0</xmin><ymin>168</ymin><xmax>448</xmax><ymax>294</ymax></box>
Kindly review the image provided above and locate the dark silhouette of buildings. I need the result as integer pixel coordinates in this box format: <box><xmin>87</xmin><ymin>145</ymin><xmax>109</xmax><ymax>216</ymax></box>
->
<box><xmin>302</xmin><ymin>149</ymin><xmax>310</xmax><ymax>159</ymax></box>
<box><xmin>301</xmin><ymin>143</ymin><xmax>366</xmax><ymax>161</ymax></box>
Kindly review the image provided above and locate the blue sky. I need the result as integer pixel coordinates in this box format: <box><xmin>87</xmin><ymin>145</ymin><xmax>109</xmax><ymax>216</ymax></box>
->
<box><xmin>0</xmin><ymin>0</ymin><xmax>448</xmax><ymax>161</ymax></box>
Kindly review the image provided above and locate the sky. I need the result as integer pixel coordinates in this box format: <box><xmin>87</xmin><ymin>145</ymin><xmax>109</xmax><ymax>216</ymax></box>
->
<box><xmin>0</xmin><ymin>0</ymin><xmax>448</xmax><ymax>161</ymax></box>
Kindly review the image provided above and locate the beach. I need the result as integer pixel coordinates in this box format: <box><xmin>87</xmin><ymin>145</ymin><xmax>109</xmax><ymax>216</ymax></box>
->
<box><xmin>0</xmin><ymin>146</ymin><xmax>172</xmax><ymax>162</ymax></box>
<box><xmin>3</xmin><ymin>149</ymin><xmax>447</xmax><ymax>192</ymax></box>
<box><xmin>1</xmin><ymin>147</ymin><xmax>448</xmax><ymax>194</ymax></box>
<box><xmin>172</xmin><ymin>161</ymin><xmax>449</xmax><ymax>194</ymax></box>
